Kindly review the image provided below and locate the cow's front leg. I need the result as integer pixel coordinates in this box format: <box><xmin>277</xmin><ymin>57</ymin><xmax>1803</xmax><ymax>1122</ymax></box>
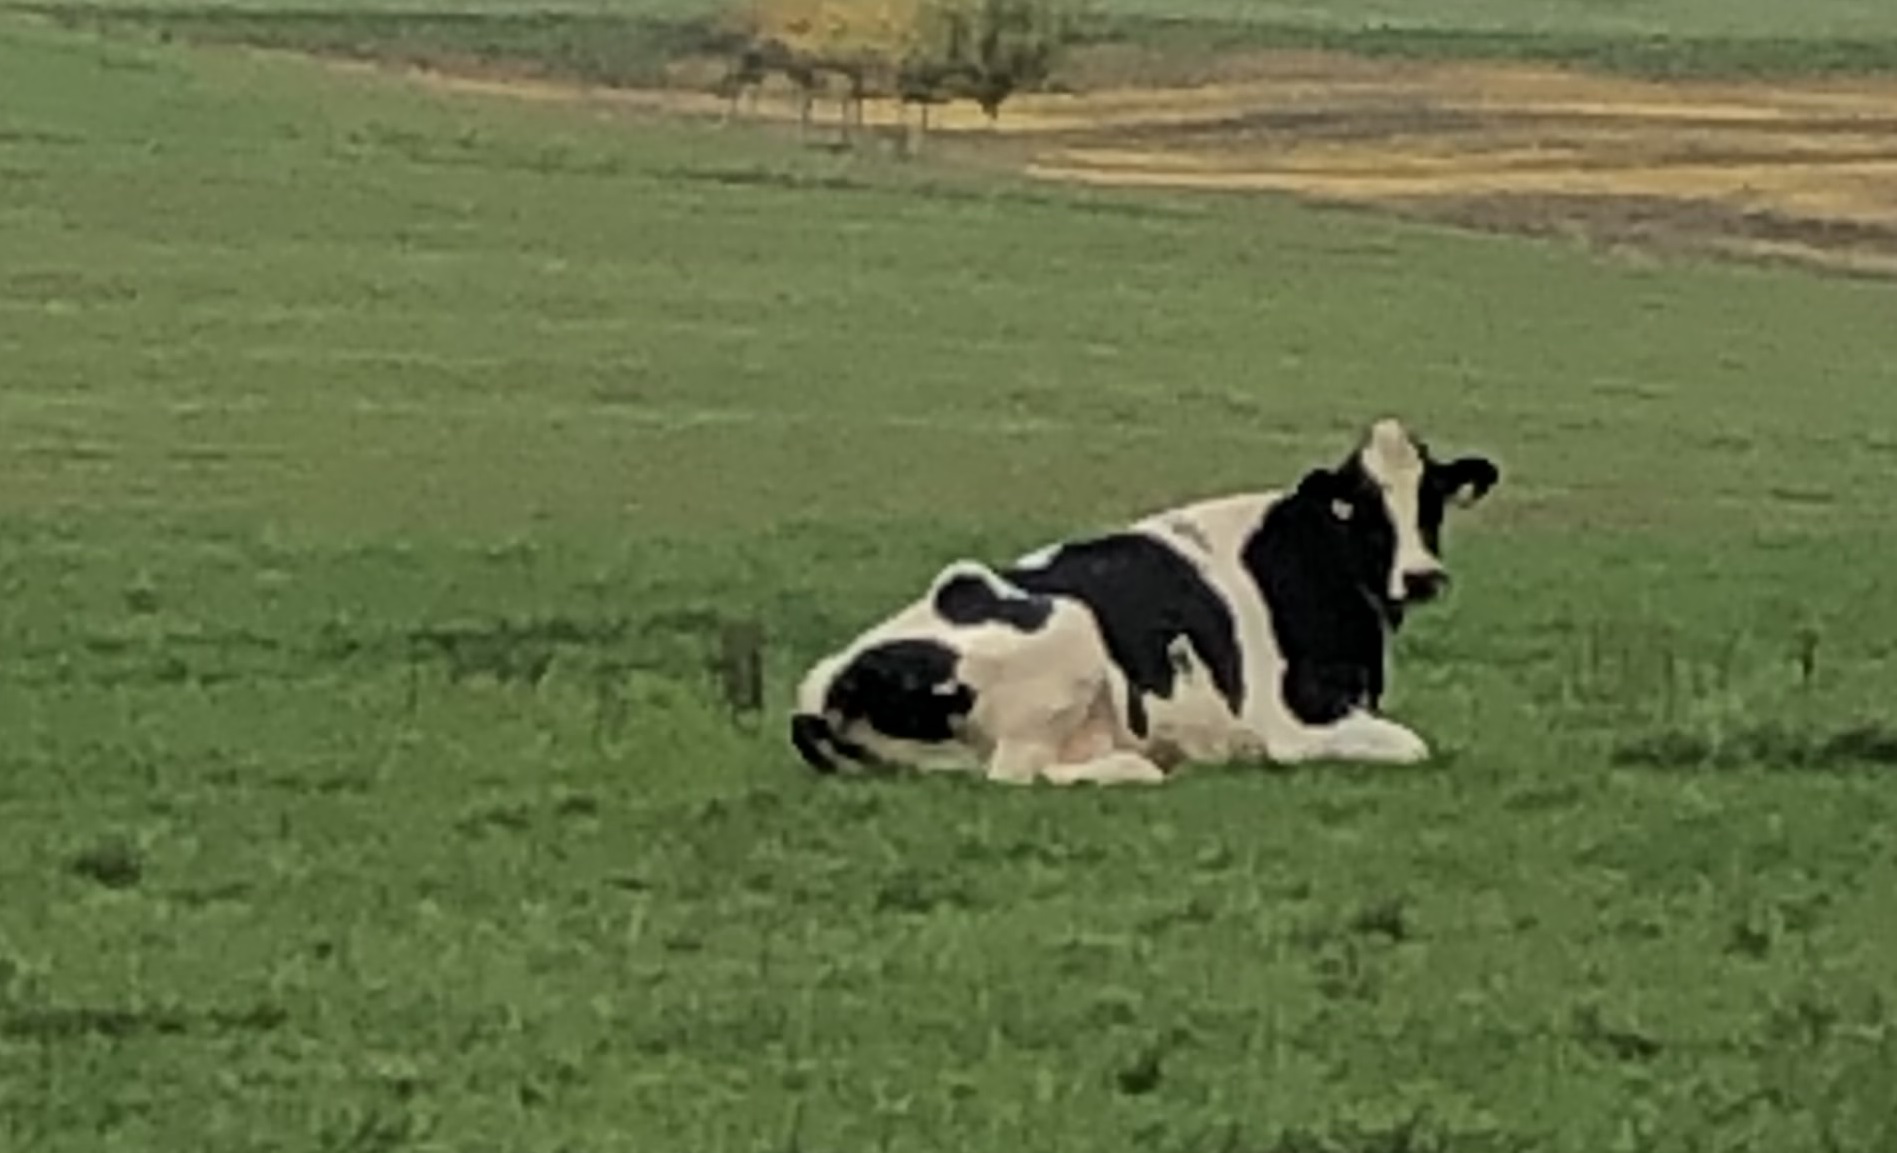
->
<box><xmin>1272</xmin><ymin>711</ymin><xmax>1431</xmax><ymax>765</ymax></box>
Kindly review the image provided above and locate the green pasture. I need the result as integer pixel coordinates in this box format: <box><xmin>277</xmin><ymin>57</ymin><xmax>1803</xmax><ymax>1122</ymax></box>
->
<box><xmin>4</xmin><ymin>13</ymin><xmax>1897</xmax><ymax>1151</ymax></box>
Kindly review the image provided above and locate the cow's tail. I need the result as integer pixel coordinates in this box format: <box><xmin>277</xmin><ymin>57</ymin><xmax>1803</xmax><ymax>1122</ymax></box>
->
<box><xmin>790</xmin><ymin>712</ymin><xmax>843</xmax><ymax>774</ymax></box>
<box><xmin>791</xmin><ymin>711</ymin><xmax>881</xmax><ymax>775</ymax></box>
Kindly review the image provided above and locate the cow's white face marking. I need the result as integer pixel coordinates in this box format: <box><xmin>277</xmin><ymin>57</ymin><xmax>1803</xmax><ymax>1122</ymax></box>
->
<box><xmin>1358</xmin><ymin>418</ymin><xmax>1441</xmax><ymax>603</ymax></box>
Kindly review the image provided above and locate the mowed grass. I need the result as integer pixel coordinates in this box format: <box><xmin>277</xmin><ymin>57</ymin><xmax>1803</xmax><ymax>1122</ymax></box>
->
<box><xmin>6</xmin><ymin>12</ymin><xmax>1897</xmax><ymax>1151</ymax></box>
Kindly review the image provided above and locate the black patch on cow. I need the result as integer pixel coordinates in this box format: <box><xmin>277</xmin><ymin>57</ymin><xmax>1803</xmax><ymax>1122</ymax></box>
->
<box><xmin>1243</xmin><ymin>460</ymin><xmax>1399</xmax><ymax>727</ymax></box>
<box><xmin>821</xmin><ymin>638</ymin><xmax>976</xmax><ymax>747</ymax></box>
<box><xmin>932</xmin><ymin>571</ymin><xmax>1054</xmax><ymax>632</ymax></box>
<box><xmin>1000</xmin><ymin>534</ymin><xmax>1244</xmax><ymax>739</ymax></box>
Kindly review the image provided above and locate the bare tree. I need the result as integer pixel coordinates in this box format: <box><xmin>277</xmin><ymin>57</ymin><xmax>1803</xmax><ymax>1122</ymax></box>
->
<box><xmin>893</xmin><ymin>4</ymin><xmax>973</xmax><ymax>154</ymax></box>
<box><xmin>891</xmin><ymin>0</ymin><xmax>1072</xmax><ymax>154</ymax></box>
<box><xmin>716</xmin><ymin>0</ymin><xmax>910</xmax><ymax>143</ymax></box>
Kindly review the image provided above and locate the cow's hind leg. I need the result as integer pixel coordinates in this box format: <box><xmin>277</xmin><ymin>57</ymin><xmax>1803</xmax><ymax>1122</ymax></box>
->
<box><xmin>985</xmin><ymin>740</ymin><xmax>1166</xmax><ymax>786</ymax></box>
<box><xmin>983</xmin><ymin>737</ymin><xmax>1059</xmax><ymax>786</ymax></box>
<box><xmin>968</xmin><ymin>605</ymin><xmax>1166</xmax><ymax>786</ymax></box>
<box><xmin>1040</xmin><ymin>751</ymin><xmax>1167</xmax><ymax>786</ymax></box>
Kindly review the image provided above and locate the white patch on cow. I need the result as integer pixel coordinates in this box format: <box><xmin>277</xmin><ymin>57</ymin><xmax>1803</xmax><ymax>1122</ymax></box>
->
<box><xmin>1359</xmin><ymin>417</ymin><xmax>1441</xmax><ymax>602</ymax></box>
<box><xmin>865</xmin><ymin>732</ymin><xmax>983</xmax><ymax>773</ymax></box>
<box><xmin>1011</xmin><ymin>543</ymin><xmax>1061</xmax><ymax>570</ymax></box>
<box><xmin>928</xmin><ymin>558</ymin><xmax>984</xmax><ymax>586</ymax></box>
<box><xmin>1159</xmin><ymin>513</ymin><xmax>1213</xmax><ymax>556</ymax></box>
<box><xmin>794</xmin><ymin>649</ymin><xmax>850</xmax><ymax>719</ymax></box>
<box><xmin>1165</xmin><ymin>634</ymin><xmax>1194</xmax><ymax>674</ymax></box>
<box><xmin>953</xmin><ymin>596</ymin><xmax>1166</xmax><ymax>786</ymax></box>
<box><xmin>928</xmin><ymin>558</ymin><xmax>1000</xmax><ymax>597</ymax></box>
<box><xmin>1274</xmin><ymin>711</ymin><xmax>1430</xmax><ymax>765</ymax></box>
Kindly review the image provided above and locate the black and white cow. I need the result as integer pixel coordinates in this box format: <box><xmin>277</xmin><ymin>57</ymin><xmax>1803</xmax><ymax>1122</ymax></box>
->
<box><xmin>790</xmin><ymin>418</ymin><xmax>1501</xmax><ymax>785</ymax></box>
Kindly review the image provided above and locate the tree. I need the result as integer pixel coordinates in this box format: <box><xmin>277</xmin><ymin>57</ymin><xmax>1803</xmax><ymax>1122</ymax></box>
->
<box><xmin>960</xmin><ymin>0</ymin><xmax>1070</xmax><ymax>123</ymax></box>
<box><xmin>714</xmin><ymin>0</ymin><xmax>1078</xmax><ymax>149</ymax></box>
<box><xmin>895</xmin><ymin>0</ymin><xmax>1075</xmax><ymax>145</ymax></box>
<box><xmin>720</xmin><ymin>0</ymin><xmax>926</xmax><ymax>139</ymax></box>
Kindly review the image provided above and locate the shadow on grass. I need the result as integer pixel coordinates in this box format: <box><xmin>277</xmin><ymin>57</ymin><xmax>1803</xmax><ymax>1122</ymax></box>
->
<box><xmin>0</xmin><ymin>1001</ymin><xmax>288</xmax><ymax>1042</ymax></box>
<box><xmin>1612</xmin><ymin>721</ymin><xmax>1897</xmax><ymax>771</ymax></box>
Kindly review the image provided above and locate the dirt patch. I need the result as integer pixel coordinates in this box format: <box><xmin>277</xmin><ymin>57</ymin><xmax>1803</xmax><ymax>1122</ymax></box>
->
<box><xmin>1008</xmin><ymin>52</ymin><xmax>1897</xmax><ymax>276</ymax></box>
<box><xmin>333</xmin><ymin>46</ymin><xmax>1897</xmax><ymax>278</ymax></box>
<box><xmin>1397</xmin><ymin>194</ymin><xmax>1897</xmax><ymax>279</ymax></box>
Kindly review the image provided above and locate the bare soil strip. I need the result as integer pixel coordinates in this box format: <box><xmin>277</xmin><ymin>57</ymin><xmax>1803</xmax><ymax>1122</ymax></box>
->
<box><xmin>330</xmin><ymin>49</ymin><xmax>1897</xmax><ymax>277</ymax></box>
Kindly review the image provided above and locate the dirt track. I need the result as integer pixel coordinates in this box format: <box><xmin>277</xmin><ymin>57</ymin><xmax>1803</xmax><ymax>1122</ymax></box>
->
<box><xmin>362</xmin><ymin>49</ymin><xmax>1897</xmax><ymax>277</ymax></box>
<box><xmin>1018</xmin><ymin>52</ymin><xmax>1897</xmax><ymax>277</ymax></box>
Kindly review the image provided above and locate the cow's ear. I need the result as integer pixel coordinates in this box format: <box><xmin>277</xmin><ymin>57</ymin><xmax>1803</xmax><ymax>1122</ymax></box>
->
<box><xmin>1436</xmin><ymin>456</ymin><xmax>1500</xmax><ymax>508</ymax></box>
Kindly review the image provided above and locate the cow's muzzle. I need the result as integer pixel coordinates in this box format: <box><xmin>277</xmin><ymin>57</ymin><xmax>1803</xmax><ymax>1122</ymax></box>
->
<box><xmin>1401</xmin><ymin>569</ymin><xmax>1450</xmax><ymax>605</ymax></box>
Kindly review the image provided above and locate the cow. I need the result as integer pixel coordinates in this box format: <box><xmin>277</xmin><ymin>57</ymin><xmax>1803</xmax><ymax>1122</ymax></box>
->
<box><xmin>790</xmin><ymin>417</ymin><xmax>1501</xmax><ymax>786</ymax></box>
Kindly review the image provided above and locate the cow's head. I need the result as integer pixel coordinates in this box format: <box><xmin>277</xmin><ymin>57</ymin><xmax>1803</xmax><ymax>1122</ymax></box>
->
<box><xmin>1295</xmin><ymin>417</ymin><xmax>1500</xmax><ymax>617</ymax></box>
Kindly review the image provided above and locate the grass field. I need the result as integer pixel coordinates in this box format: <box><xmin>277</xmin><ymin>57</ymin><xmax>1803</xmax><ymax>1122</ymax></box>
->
<box><xmin>40</xmin><ymin>0</ymin><xmax>1897</xmax><ymax>286</ymax></box>
<box><xmin>7</xmin><ymin>9</ymin><xmax>1897</xmax><ymax>1152</ymax></box>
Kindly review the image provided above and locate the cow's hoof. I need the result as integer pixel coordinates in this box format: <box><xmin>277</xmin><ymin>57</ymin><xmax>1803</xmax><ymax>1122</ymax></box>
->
<box><xmin>1292</xmin><ymin>715</ymin><xmax>1432</xmax><ymax>765</ymax></box>
<box><xmin>1366</xmin><ymin>720</ymin><xmax>1431</xmax><ymax>764</ymax></box>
